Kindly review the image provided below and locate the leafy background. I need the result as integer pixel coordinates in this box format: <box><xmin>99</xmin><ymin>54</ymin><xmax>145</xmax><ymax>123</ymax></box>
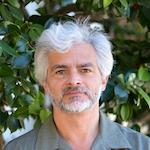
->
<box><xmin>0</xmin><ymin>0</ymin><xmax>150</xmax><ymax>147</ymax></box>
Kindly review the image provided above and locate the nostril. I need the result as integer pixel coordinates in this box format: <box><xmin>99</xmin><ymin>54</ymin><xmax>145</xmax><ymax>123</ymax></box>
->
<box><xmin>67</xmin><ymin>81</ymin><xmax>81</xmax><ymax>86</ymax></box>
<box><xmin>66</xmin><ymin>79</ymin><xmax>82</xmax><ymax>86</ymax></box>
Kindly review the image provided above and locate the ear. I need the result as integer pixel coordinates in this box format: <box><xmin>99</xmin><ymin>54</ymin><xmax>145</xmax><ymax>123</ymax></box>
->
<box><xmin>42</xmin><ymin>82</ymin><xmax>49</xmax><ymax>93</ymax></box>
<box><xmin>101</xmin><ymin>76</ymin><xmax>109</xmax><ymax>91</ymax></box>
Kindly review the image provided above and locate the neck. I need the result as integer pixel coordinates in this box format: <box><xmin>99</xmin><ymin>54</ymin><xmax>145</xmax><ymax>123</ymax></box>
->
<box><xmin>53</xmin><ymin>103</ymin><xmax>100</xmax><ymax>150</ymax></box>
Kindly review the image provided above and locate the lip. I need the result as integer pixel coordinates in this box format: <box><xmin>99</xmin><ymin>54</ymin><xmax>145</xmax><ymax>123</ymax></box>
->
<box><xmin>64</xmin><ymin>91</ymin><xmax>82</xmax><ymax>95</ymax></box>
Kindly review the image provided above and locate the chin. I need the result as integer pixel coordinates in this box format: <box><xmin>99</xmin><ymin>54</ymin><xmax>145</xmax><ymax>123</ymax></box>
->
<box><xmin>60</xmin><ymin>100</ymin><xmax>93</xmax><ymax>113</ymax></box>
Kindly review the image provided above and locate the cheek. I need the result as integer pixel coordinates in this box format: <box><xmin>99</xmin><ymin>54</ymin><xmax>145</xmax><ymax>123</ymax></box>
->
<box><xmin>48</xmin><ymin>80</ymin><xmax>64</xmax><ymax>97</ymax></box>
<box><xmin>87</xmin><ymin>76</ymin><xmax>102</xmax><ymax>88</ymax></box>
<box><xmin>88</xmin><ymin>78</ymin><xmax>102</xmax><ymax>95</ymax></box>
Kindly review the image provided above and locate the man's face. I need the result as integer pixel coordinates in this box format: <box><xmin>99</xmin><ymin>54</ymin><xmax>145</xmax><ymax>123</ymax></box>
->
<box><xmin>43</xmin><ymin>42</ymin><xmax>107</xmax><ymax>113</ymax></box>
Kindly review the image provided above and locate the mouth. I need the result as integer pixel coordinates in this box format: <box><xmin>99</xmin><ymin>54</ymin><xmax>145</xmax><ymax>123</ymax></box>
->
<box><xmin>64</xmin><ymin>91</ymin><xmax>83</xmax><ymax>96</ymax></box>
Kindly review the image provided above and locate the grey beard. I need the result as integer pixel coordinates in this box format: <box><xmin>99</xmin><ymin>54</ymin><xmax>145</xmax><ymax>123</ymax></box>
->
<box><xmin>45</xmin><ymin>86</ymin><xmax>102</xmax><ymax>112</ymax></box>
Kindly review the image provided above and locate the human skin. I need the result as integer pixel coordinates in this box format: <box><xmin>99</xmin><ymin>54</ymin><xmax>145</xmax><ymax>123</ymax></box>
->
<box><xmin>43</xmin><ymin>42</ymin><xmax>108</xmax><ymax>150</ymax></box>
<box><xmin>43</xmin><ymin>42</ymin><xmax>107</xmax><ymax>111</ymax></box>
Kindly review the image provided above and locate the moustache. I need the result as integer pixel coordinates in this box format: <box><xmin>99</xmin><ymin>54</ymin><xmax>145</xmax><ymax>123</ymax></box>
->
<box><xmin>62</xmin><ymin>86</ymin><xmax>91</xmax><ymax>97</ymax></box>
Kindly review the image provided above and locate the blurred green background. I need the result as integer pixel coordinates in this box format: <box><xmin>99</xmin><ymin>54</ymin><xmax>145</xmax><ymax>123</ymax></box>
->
<box><xmin>0</xmin><ymin>0</ymin><xmax>150</xmax><ymax>146</ymax></box>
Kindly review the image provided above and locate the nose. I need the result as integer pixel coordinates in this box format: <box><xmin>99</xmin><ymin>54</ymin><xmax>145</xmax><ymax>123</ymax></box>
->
<box><xmin>66</xmin><ymin>70</ymin><xmax>82</xmax><ymax>86</ymax></box>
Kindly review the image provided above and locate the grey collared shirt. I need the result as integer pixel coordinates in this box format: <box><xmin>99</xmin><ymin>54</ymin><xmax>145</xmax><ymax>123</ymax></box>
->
<box><xmin>4</xmin><ymin>112</ymin><xmax>150</xmax><ymax>150</ymax></box>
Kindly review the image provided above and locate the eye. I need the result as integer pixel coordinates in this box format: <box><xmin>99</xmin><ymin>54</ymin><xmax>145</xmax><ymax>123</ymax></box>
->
<box><xmin>55</xmin><ymin>70</ymin><xmax>66</xmax><ymax>75</ymax></box>
<box><xmin>80</xmin><ymin>68</ymin><xmax>92</xmax><ymax>73</ymax></box>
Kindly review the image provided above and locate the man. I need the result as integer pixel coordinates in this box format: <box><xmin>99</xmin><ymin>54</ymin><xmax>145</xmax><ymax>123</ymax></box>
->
<box><xmin>5</xmin><ymin>19</ymin><xmax>149</xmax><ymax>150</ymax></box>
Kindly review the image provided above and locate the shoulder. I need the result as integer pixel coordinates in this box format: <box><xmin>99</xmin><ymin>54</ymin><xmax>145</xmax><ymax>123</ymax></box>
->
<box><xmin>100</xmin><ymin>112</ymin><xmax>150</xmax><ymax>149</ymax></box>
<box><xmin>115</xmin><ymin>121</ymin><xmax>150</xmax><ymax>149</ymax></box>
<box><xmin>4</xmin><ymin>127</ymin><xmax>40</xmax><ymax>150</ymax></box>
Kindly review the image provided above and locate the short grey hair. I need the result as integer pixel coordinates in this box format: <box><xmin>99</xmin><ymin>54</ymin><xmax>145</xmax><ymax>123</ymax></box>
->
<box><xmin>34</xmin><ymin>19</ymin><xmax>114</xmax><ymax>85</ymax></box>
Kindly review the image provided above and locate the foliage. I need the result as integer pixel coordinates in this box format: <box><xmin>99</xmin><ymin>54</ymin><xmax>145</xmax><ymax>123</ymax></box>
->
<box><xmin>0</xmin><ymin>0</ymin><xmax>149</xmax><ymax>135</ymax></box>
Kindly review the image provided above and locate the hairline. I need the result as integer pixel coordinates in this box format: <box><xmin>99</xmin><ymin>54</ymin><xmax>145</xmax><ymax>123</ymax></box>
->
<box><xmin>37</xmin><ymin>41</ymin><xmax>103</xmax><ymax>84</ymax></box>
<box><xmin>34</xmin><ymin>19</ymin><xmax>113</xmax><ymax>85</ymax></box>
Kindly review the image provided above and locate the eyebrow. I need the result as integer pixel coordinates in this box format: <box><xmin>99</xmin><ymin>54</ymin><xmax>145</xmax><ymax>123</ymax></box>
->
<box><xmin>78</xmin><ymin>63</ymin><xmax>95</xmax><ymax>68</ymax></box>
<box><xmin>51</xmin><ymin>63</ymin><xmax>95</xmax><ymax>71</ymax></box>
<box><xmin>51</xmin><ymin>65</ymin><xmax>68</xmax><ymax>71</ymax></box>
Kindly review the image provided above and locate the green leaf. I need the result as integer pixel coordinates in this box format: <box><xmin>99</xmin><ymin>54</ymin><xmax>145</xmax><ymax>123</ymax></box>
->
<box><xmin>19</xmin><ymin>119</ymin><xmax>25</xmax><ymax>129</ymax></box>
<box><xmin>4</xmin><ymin>77</ymin><xmax>16</xmax><ymax>106</ymax></box>
<box><xmin>103</xmin><ymin>0</ymin><xmax>113</xmax><ymax>8</ymax></box>
<box><xmin>137</xmin><ymin>87</ymin><xmax>150</xmax><ymax>108</ymax></box>
<box><xmin>5</xmin><ymin>93</ymin><xmax>14</xmax><ymax>106</ymax></box>
<box><xmin>36</xmin><ymin>91</ymin><xmax>45</xmax><ymax>106</ymax></box>
<box><xmin>21</xmin><ymin>80</ymin><xmax>34</xmax><ymax>93</ymax></box>
<box><xmin>0</xmin><ymin>4</ymin><xmax>13</xmax><ymax>21</ymax></box>
<box><xmin>120</xmin><ymin>103</ymin><xmax>131</xmax><ymax>121</ymax></box>
<box><xmin>40</xmin><ymin>109</ymin><xmax>51</xmax><ymax>123</ymax></box>
<box><xmin>0</xmin><ymin>47</ymin><xmax>2</xmax><ymax>56</ymax></box>
<box><xmin>131</xmin><ymin>124</ymin><xmax>141</xmax><ymax>132</ymax></box>
<box><xmin>13</xmin><ymin>107</ymin><xmax>28</xmax><ymax>118</ymax></box>
<box><xmin>0</xmin><ymin>65</ymin><xmax>13</xmax><ymax>77</ymax></box>
<box><xmin>138</xmin><ymin>66</ymin><xmax>150</xmax><ymax>81</ymax></box>
<box><xmin>7</xmin><ymin>4</ymin><xmax>24</xmax><ymax>21</ymax></box>
<box><xmin>7</xmin><ymin>116</ymin><xmax>20</xmax><ymax>132</ymax></box>
<box><xmin>8</xmin><ymin>23</ymin><xmax>21</xmax><ymax>34</ymax></box>
<box><xmin>118</xmin><ymin>74</ymin><xmax>125</xmax><ymax>85</ymax></box>
<box><xmin>4</xmin><ymin>76</ymin><xmax>15</xmax><ymax>86</ymax></box>
<box><xmin>29</xmin><ymin>100</ymin><xmax>41</xmax><ymax>115</ymax></box>
<box><xmin>34</xmin><ymin>117</ymin><xmax>41</xmax><ymax>128</ymax></box>
<box><xmin>0</xmin><ymin>82</ymin><xmax>4</xmax><ymax>93</ymax></box>
<box><xmin>12</xmin><ymin>53</ymin><xmax>32</xmax><ymax>68</ymax></box>
<box><xmin>0</xmin><ymin>40</ymin><xmax>18</xmax><ymax>56</ymax></box>
<box><xmin>0</xmin><ymin>25</ymin><xmax>7</xmax><ymax>35</ymax></box>
<box><xmin>117</xmin><ymin>5</ymin><xmax>130</xmax><ymax>17</ymax></box>
<box><xmin>16</xmin><ymin>39</ymin><xmax>26</xmax><ymax>52</ymax></box>
<box><xmin>114</xmin><ymin>84</ymin><xmax>128</xmax><ymax>103</ymax></box>
<box><xmin>101</xmin><ymin>80</ymin><xmax>114</xmax><ymax>101</ymax></box>
<box><xmin>0</xmin><ymin>111</ymin><xmax>8</xmax><ymax>126</ymax></box>
<box><xmin>28</xmin><ymin>92</ymin><xmax>45</xmax><ymax>115</ymax></box>
<box><xmin>18</xmin><ymin>95</ymin><xmax>34</xmax><ymax>106</ymax></box>
<box><xmin>29</xmin><ymin>24</ymin><xmax>44</xmax><ymax>41</ymax></box>
<box><xmin>7</xmin><ymin>0</ymin><xmax>20</xmax><ymax>8</ymax></box>
<box><xmin>140</xmin><ymin>7</ymin><xmax>150</xmax><ymax>27</ymax></box>
<box><xmin>11</xmin><ymin>86</ymin><xmax>22</xmax><ymax>100</ymax></box>
<box><xmin>119</xmin><ymin>0</ymin><xmax>128</xmax><ymax>8</ymax></box>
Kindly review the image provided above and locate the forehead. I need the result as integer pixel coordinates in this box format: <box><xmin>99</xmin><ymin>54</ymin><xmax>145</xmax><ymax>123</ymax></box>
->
<box><xmin>47</xmin><ymin>42</ymin><xmax>98</xmax><ymax>66</ymax></box>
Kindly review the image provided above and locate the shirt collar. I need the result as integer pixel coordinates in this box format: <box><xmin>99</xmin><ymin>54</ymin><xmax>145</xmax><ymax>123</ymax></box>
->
<box><xmin>35</xmin><ymin>115</ymin><xmax>59</xmax><ymax>150</ymax></box>
<box><xmin>35</xmin><ymin>111</ymin><xmax>132</xmax><ymax>150</ymax></box>
<box><xmin>35</xmin><ymin>114</ymin><xmax>71</xmax><ymax>150</ymax></box>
